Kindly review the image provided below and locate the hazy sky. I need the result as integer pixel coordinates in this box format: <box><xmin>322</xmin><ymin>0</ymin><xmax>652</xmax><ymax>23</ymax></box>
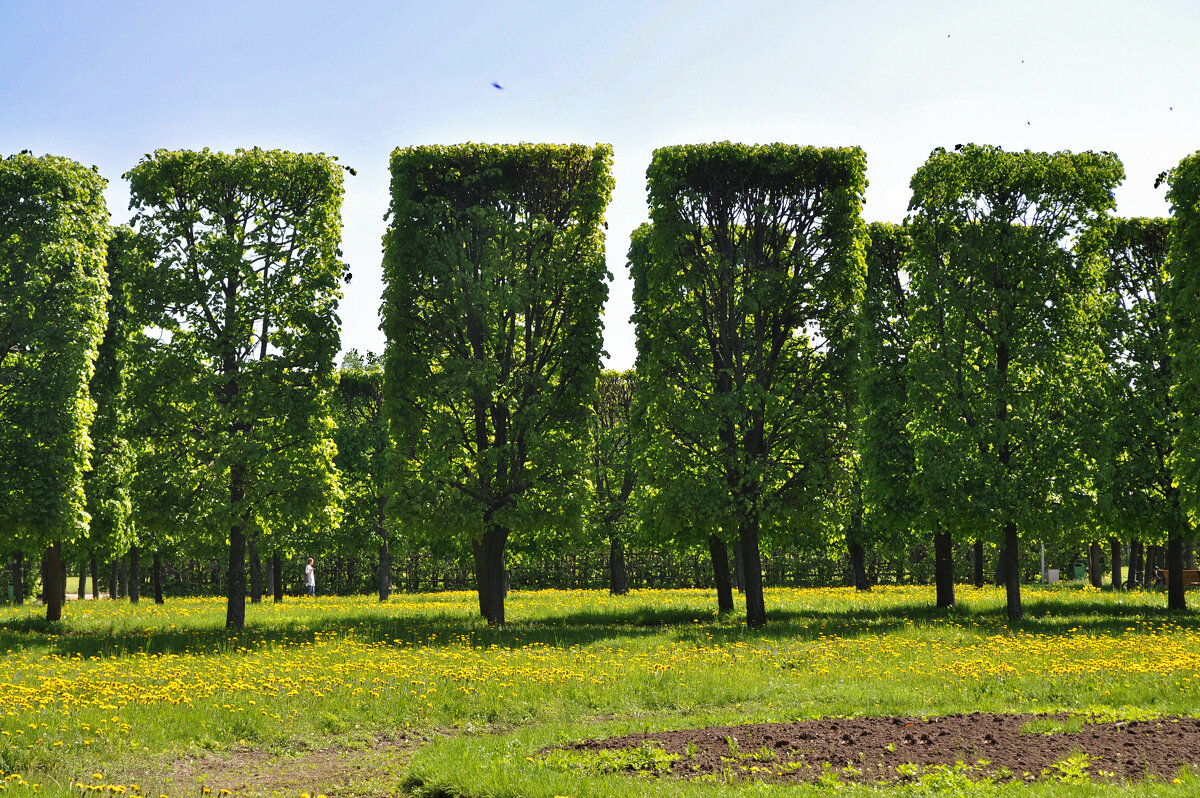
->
<box><xmin>3</xmin><ymin>0</ymin><xmax>1198</xmax><ymax>369</ymax></box>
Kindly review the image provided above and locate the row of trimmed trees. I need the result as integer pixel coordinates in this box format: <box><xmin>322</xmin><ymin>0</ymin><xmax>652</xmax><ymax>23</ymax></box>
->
<box><xmin>6</xmin><ymin>143</ymin><xmax>1200</xmax><ymax>628</ymax></box>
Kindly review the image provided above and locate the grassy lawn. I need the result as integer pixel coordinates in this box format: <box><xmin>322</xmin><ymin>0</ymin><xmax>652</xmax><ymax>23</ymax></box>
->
<box><xmin>0</xmin><ymin>585</ymin><xmax>1197</xmax><ymax>796</ymax></box>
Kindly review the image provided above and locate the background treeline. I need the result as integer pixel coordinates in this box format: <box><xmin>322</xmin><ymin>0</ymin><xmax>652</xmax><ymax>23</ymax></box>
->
<box><xmin>5</xmin><ymin>143</ymin><xmax>1200</xmax><ymax>628</ymax></box>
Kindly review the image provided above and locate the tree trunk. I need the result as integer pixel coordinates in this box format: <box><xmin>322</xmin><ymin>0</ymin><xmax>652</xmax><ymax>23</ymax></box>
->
<box><xmin>609</xmin><ymin>536</ymin><xmax>629</xmax><ymax>595</ymax></box>
<box><xmin>1145</xmin><ymin>544</ymin><xmax>1160</xmax><ymax>589</ymax></box>
<box><xmin>89</xmin><ymin>556</ymin><xmax>98</xmax><ymax>601</ymax></box>
<box><xmin>849</xmin><ymin>540</ymin><xmax>870</xmax><ymax>591</ymax></box>
<box><xmin>128</xmin><ymin>544</ymin><xmax>140</xmax><ymax>604</ymax></box>
<box><xmin>77</xmin><ymin>558</ymin><xmax>88</xmax><ymax>600</ymax></box>
<box><xmin>45</xmin><ymin>541</ymin><xmax>64</xmax><ymax>622</ymax></box>
<box><xmin>109</xmin><ymin>558</ymin><xmax>120</xmax><ymax>600</ymax></box>
<box><xmin>1110</xmin><ymin>537</ymin><xmax>1122</xmax><ymax>591</ymax></box>
<box><xmin>1127</xmin><ymin>539</ymin><xmax>1142</xmax><ymax>589</ymax></box>
<box><xmin>1088</xmin><ymin>541</ymin><xmax>1104</xmax><ymax>589</ymax></box>
<box><xmin>10</xmin><ymin>553</ymin><xmax>23</xmax><ymax>604</ymax></box>
<box><xmin>472</xmin><ymin>524</ymin><xmax>509</xmax><ymax>626</ymax></box>
<box><xmin>1002</xmin><ymin>521</ymin><xmax>1022</xmax><ymax>621</ymax></box>
<box><xmin>378</xmin><ymin>538</ymin><xmax>391</xmax><ymax>601</ymax></box>
<box><xmin>264</xmin><ymin>551</ymin><xmax>274</xmax><ymax>597</ymax></box>
<box><xmin>708</xmin><ymin>534</ymin><xmax>734</xmax><ymax>613</ymax></box>
<box><xmin>272</xmin><ymin>552</ymin><xmax>283</xmax><ymax>603</ymax></box>
<box><xmin>732</xmin><ymin>540</ymin><xmax>746</xmax><ymax>592</ymax></box>
<box><xmin>740</xmin><ymin>518</ymin><xmax>767</xmax><ymax>628</ymax></box>
<box><xmin>152</xmin><ymin>550</ymin><xmax>164</xmax><ymax>604</ymax></box>
<box><xmin>1167</xmin><ymin>533</ymin><xmax>1186</xmax><ymax>611</ymax></box>
<box><xmin>471</xmin><ymin>539</ymin><xmax>488</xmax><ymax>618</ymax></box>
<box><xmin>248</xmin><ymin>534</ymin><xmax>262</xmax><ymax>604</ymax></box>
<box><xmin>973</xmin><ymin>539</ymin><xmax>984</xmax><ymax>588</ymax></box>
<box><xmin>935</xmin><ymin>526</ymin><xmax>955</xmax><ymax>607</ymax></box>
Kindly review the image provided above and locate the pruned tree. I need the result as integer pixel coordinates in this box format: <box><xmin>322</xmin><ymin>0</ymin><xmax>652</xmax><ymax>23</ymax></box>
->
<box><xmin>589</xmin><ymin>369</ymin><xmax>638</xmax><ymax>595</ymax></box>
<box><xmin>632</xmin><ymin>143</ymin><xmax>867</xmax><ymax>627</ymax></box>
<box><xmin>1167</xmin><ymin>154</ymin><xmax>1200</xmax><ymax>606</ymax></box>
<box><xmin>383</xmin><ymin>143</ymin><xmax>613</xmax><ymax>626</ymax></box>
<box><xmin>81</xmin><ymin>227</ymin><xmax>147</xmax><ymax>600</ymax></box>
<box><xmin>334</xmin><ymin>351</ymin><xmax>394</xmax><ymax>601</ymax></box>
<box><xmin>125</xmin><ymin>148</ymin><xmax>345</xmax><ymax>629</ymax></box>
<box><xmin>857</xmin><ymin>223</ymin><xmax>925</xmax><ymax>595</ymax></box>
<box><xmin>907</xmin><ymin>144</ymin><xmax>1123</xmax><ymax>621</ymax></box>
<box><xmin>0</xmin><ymin>152</ymin><xmax>111</xmax><ymax>621</ymax></box>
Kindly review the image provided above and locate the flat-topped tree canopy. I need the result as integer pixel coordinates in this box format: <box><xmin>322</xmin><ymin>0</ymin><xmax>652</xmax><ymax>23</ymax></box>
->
<box><xmin>906</xmin><ymin>144</ymin><xmax>1124</xmax><ymax>621</ymax></box>
<box><xmin>634</xmin><ymin>142</ymin><xmax>868</xmax><ymax>627</ymax></box>
<box><xmin>383</xmin><ymin>142</ymin><xmax>614</xmax><ymax>626</ymax></box>
<box><xmin>125</xmin><ymin>147</ymin><xmax>345</xmax><ymax>630</ymax></box>
<box><xmin>0</xmin><ymin>151</ymin><xmax>111</xmax><ymax>622</ymax></box>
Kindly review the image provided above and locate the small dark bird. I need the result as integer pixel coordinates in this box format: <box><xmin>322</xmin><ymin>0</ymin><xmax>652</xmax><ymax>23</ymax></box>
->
<box><xmin>954</xmin><ymin>144</ymin><xmax>964</xmax><ymax>150</ymax></box>
<box><xmin>1027</xmin><ymin>121</ymin><xmax>1031</xmax><ymax>125</ymax></box>
<box><xmin>492</xmin><ymin>82</ymin><xmax>503</xmax><ymax>90</ymax></box>
<box><xmin>344</xmin><ymin>272</ymin><xmax>352</xmax><ymax>284</ymax></box>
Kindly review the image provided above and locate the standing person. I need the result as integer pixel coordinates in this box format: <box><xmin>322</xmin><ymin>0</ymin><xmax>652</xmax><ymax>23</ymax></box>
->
<box><xmin>304</xmin><ymin>557</ymin><xmax>315</xmax><ymax>597</ymax></box>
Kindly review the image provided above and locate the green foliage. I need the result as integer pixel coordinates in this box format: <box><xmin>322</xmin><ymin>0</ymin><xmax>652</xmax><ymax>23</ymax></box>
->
<box><xmin>332</xmin><ymin>351</ymin><xmax>395</xmax><ymax>584</ymax></box>
<box><xmin>589</xmin><ymin>369</ymin><xmax>638</xmax><ymax>541</ymax></box>
<box><xmin>125</xmin><ymin>148</ymin><xmax>346</xmax><ymax>625</ymax></box>
<box><xmin>632</xmin><ymin>142</ymin><xmax>868</xmax><ymax>557</ymax></box>
<box><xmin>1167</xmin><ymin>154</ymin><xmax>1200</xmax><ymax>518</ymax></box>
<box><xmin>82</xmin><ymin>227</ymin><xmax>147</xmax><ymax>561</ymax></box>
<box><xmin>1101</xmin><ymin>218</ymin><xmax>1180</xmax><ymax>543</ymax></box>
<box><xmin>0</xmin><ymin>152</ymin><xmax>111</xmax><ymax>547</ymax></box>
<box><xmin>858</xmin><ymin>222</ymin><xmax>920</xmax><ymax>555</ymax></box>
<box><xmin>906</xmin><ymin>144</ymin><xmax>1123</xmax><ymax>541</ymax></box>
<box><xmin>538</xmin><ymin>740</ymin><xmax>680</xmax><ymax>776</ymax></box>
<box><xmin>381</xmin><ymin>142</ymin><xmax>613</xmax><ymax>619</ymax></box>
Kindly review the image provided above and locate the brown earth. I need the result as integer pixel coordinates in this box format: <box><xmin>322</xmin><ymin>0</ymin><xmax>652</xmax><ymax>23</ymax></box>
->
<box><xmin>561</xmin><ymin>713</ymin><xmax>1200</xmax><ymax>786</ymax></box>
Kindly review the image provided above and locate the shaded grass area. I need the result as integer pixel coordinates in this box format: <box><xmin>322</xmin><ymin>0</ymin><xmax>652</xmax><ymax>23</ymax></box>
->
<box><xmin>0</xmin><ymin>584</ymin><xmax>1196</xmax><ymax>796</ymax></box>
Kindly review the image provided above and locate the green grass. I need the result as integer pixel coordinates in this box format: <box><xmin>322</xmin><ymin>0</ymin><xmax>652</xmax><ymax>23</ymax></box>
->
<box><xmin>0</xmin><ymin>584</ymin><xmax>1196</xmax><ymax>796</ymax></box>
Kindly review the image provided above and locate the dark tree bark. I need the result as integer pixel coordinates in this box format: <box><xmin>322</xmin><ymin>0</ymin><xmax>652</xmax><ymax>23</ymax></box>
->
<box><xmin>709</xmin><ymin>534</ymin><xmax>734</xmax><ymax>614</ymax></box>
<box><xmin>128</xmin><ymin>544</ymin><xmax>140</xmax><ymax>604</ymax></box>
<box><xmin>1002</xmin><ymin>521</ymin><xmax>1022</xmax><ymax>621</ymax></box>
<box><xmin>378</xmin><ymin>538</ymin><xmax>391</xmax><ymax>601</ymax></box>
<box><xmin>472</xmin><ymin>524</ymin><xmax>509</xmax><ymax>626</ymax></box>
<box><xmin>1110</xmin><ymin>537</ymin><xmax>1123</xmax><ymax>591</ymax></box>
<box><xmin>935</xmin><ymin>526</ymin><xmax>955</xmax><ymax>607</ymax></box>
<box><xmin>1088</xmin><ymin>541</ymin><xmax>1104</xmax><ymax>589</ymax></box>
<box><xmin>849</xmin><ymin>541</ymin><xmax>870</xmax><ymax>591</ymax></box>
<box><xmin>732</xmin><ymin>540</ymin><xmax>746</xmax><ymax>592</ymax></box>
<box><xmin>77</xmin><ymin>558</ymin><xmax>87</xmax><ymax>600</ymax></box>
<box><xmin>1127</xmin><ymin>539</ymin><xmax>1142</xmax><ymax>588</ymax></box>
<box><xmin>225</xmin><ymin>460</ymin><xmax>249</xmax><ymax>629</ymax></box>
<box><xmin>1145</xmin><ymin>544</ymin><xmax>1160</xmax><ymax>589</ymax></box>
<box><xmin>973</xmin><ymin>539</ymin><xmax>984</xmax><ymax>588</ymax></box>
<box><xmin>152</xmin><ymin>550</ymin><xmax>164</xmax><ymax>604</ymax></box>
<box><xmin>1167</xmin><ymin>533</ymin><xmax>1187</xmax><ymax>611</ymax></box>
<box><xmin>609</xmin><ymin>536</ymin><xmax>629</xmax><ymax>595</ymax></box>
<box><xmin>10</xmin><ymin>553</ymin><xmax>23</xmax><ymax>604</ymax></box>
<box><xmin>248</xmin><ymin>534</ymin><xmax>262</xmax><ymax>604</ymax></box>
<box><xmin>740</xmin><ymin>520</ymin><xmax>767</xmax><ymax>628</ymax></box>
<box><xmin>89</xmin><ymin>555</ymin><xmax>98</xmax><ymax>601</ymax></box>
<box><xmin>109</xmin><ymin>558</ymin><xmax>120</xmax><ymax>600</ymax></box>
<box><xmin>272</xmin><ymin>552</ymin><xmax>283</xmax><ymax>603</ymax></box>
<box><xmin>45</xmin><ymin>541</ymin><xmax>63</xmax><ymax>622</ymax></box>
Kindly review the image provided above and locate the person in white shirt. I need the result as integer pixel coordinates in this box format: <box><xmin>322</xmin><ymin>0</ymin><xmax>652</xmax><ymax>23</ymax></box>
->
<box><xmin>304</xmin><ymin>557</ymin><xmax>316</xmax><ymax>597</ymax></box>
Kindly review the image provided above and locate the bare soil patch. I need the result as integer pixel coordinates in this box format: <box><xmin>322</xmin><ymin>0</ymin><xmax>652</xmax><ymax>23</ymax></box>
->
<box><xmin>145</xmin><ymin>733</ymin><xmax>423</xmax><ymax>797</ymax></box>
<box><xmin>562</xmin><ymin>713</ymin><xmax>1200</xmax><ymax>785</ymax></box>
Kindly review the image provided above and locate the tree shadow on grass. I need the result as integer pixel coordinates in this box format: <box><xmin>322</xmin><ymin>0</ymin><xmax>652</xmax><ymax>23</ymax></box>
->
<box><xmin>5</xmin><ymin>588</ymin><xmax>1199</xmax><ymax>661</ymax></box>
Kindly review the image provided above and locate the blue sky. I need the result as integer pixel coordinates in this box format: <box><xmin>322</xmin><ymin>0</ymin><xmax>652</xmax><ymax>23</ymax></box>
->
<box><xmin>3</xmin><ymin>0</ymin><xmax>1198</xmax><ymax>369</ymax></box>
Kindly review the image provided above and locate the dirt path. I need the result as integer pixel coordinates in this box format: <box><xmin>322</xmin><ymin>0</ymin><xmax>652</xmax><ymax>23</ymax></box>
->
<box><xmin>563</xmin><ymin>713</ymin><xmax>1200</xmax><ymax>785</ymax></box>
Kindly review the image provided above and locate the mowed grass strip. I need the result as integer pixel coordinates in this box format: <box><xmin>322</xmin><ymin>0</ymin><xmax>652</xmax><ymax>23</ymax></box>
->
<box><xmin>0</xmin><ymin>585</ymin><xmax>1196</xmax><ymax>797</ymax></box>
